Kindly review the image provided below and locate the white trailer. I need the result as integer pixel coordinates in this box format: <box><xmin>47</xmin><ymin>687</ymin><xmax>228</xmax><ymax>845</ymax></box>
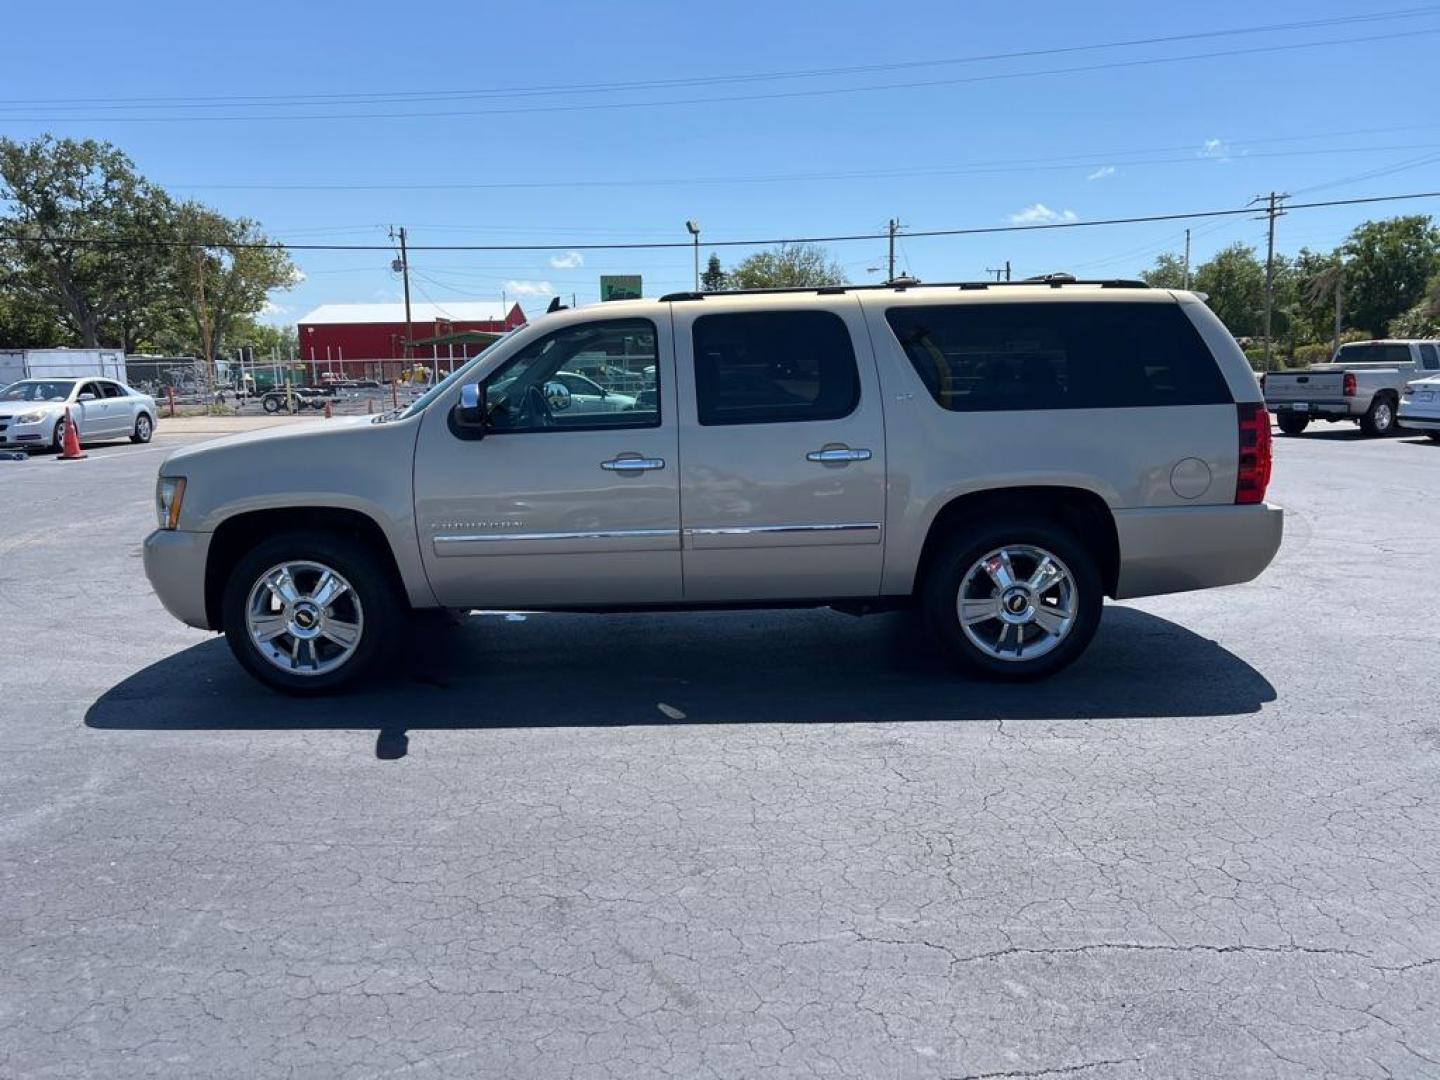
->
<box><xmin>4</xmin><ymin>348</ymin><xmax>128</xmax><ymax>381</ymax></box>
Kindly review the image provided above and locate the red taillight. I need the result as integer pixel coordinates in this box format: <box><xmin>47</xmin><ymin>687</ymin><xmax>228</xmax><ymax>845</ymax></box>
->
<box><xmin>1236</xmin><ymin>403</ymin><xmax>1272</xmax><ymax>505</ymax></box>
<box><xmin>1343</xmin><ymin>372</ymin><xmax>1357</xmax><ymax>396</ymax></box>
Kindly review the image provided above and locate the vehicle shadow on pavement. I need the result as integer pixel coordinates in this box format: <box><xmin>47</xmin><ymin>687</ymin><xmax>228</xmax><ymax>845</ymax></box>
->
<box><xmin>86</xmin><ymin>606</ymin><xmax>1275</xmax><ymax>751</ymax></box>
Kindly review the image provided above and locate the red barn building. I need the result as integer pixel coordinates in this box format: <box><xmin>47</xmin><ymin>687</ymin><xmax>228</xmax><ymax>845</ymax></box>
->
<box><xmin>296</xmin><ymin>301</ymin><xmax>527</xmax><ymax>372</ymax></box>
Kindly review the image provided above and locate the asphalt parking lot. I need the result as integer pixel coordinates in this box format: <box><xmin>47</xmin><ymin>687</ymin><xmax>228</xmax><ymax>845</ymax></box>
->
<box><xmin>2</xmin><ymin>424</ymin><xmax>1438</xmax><ymax>1080</ymax></box>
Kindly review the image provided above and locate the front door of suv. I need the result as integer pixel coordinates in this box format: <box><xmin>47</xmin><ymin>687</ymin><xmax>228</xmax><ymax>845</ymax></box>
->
<box><xmin>412</xmin><ymin>315</ymin><xmax>681</xmax><ymax>609</ymax></box>
<box><xmin>672</xmin><ymin>299</ymin><xmax>887</xmax><ymax>602</ymax></box>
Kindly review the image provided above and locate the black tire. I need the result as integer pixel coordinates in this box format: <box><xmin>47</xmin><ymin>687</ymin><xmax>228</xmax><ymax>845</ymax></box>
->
<box><xmin>221</xmin><ymin>531</ymin><xmax>403</xmax><ymax>695</ymax></box>
<box><xmin>1276</xmin><ymin>412</ymin><xmax>1310</xmax><ymax>436</ymax></box>
<box><xmin>130</xmin><ymin>412</ymin><xmax>154</xmax><ymax>444</ymax></box>
<box><xmin>262</xmin><ymin>394</ymin><xmax>282</xmax><ymax>414</ymax></box>
<box><xmin>52</xmin><ymin>419</ymin><xmax>66</xmax><ymax>451</ymax></box>
<box><xmin>922</xmin><ymin>517</ymin><xmax>1104</xmax><ymax>681</ymax></box>
<box><xmin>1360</xmin><ymin>394</ymin><xmax>1398</xmax><ymax>436</ymax></box>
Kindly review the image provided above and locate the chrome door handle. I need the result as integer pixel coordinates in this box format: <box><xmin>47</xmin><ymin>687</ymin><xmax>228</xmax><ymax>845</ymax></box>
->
<box><xmin>806</xmin><ymin>447</ymin><xmax>872</xmax><ymax>463</ymax></box>
<box><xmin>601</xmin><ymin>457</ymin><xmax>666</xmax><ymax>472</ymax></box>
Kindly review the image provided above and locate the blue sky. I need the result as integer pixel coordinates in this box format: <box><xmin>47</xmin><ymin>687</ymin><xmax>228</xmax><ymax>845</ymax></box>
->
<box><xmin>6</xmin><ymin>0</ymin><xmax>1440</xmax><ymax>324</ymax></box>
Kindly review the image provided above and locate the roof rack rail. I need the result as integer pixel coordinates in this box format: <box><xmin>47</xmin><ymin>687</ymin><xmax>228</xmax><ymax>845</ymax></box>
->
<box><xmin>657</xmin><ymin>276</ymin><xmax>1147</xmax><ymax>302</ymax></box>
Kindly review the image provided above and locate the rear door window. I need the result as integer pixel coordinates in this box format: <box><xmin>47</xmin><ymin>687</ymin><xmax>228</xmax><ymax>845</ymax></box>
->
<box><xmin>883</xmin><ymin>301</ymin><xmax>1231</xmax><ymax>411</ymax></box>
<box><xmin>692</xmin><ymin>310</ymin><xmax>860</xmax><ymax>426</ymax></box>
<box><xmin>1419</xmin><ymin>344</ymin><xmax>1440</xmax><ymax>370</ymax></box>
<box><xmin>101</xmin><ymin>382</ymin><xmax>126</xmax><ymax>398</ymax></box>
<box><xmin>1335</xmin><ymin>343</ymin><xmax>1414</xmax><ymax>366</ymax></box>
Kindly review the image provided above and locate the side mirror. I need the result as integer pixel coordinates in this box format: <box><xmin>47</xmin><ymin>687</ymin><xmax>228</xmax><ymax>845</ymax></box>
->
<box><xmin>451</xmin><ymin>382</ymin><xmax>487</xmax><ymax>439</ymax></box>
<box><xmin>78</xmin><ymin>392</ymin><xmax>96</xmax><ymax>402</ymax></box>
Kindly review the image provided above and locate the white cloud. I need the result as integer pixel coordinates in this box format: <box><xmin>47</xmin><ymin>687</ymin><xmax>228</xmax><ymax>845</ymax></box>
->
<box><xmin>1086</xmin><ymin>165</ymin><xmax>1116</xmax><ymax>182</ymax></box>
<box><xmin>1199</xmin><ymin>138</ymin><xmax>1231</xmax><ymax>162</ymax></box>
<box><xmin>1008</xmin><ymin>203</ymin><xmax>1078</xmax><ymax>225</ymax></box>
<box><xmin>548</xmin><ymin>251</ymin><xmax>584</xmax><ymax>269</ymax></box>
<box><xmin>503</xmin><ymin>279</ymin><xmax>555</xmax><ymax>297</ymax></box>
<box><xmin>260</xmin><ymin>300</ymin><xmax>290</xmax><ymax>317</ymax></box>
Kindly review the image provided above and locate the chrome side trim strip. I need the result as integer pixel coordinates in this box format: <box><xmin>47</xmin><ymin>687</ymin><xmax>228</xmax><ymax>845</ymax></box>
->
<box><xmin>685</xmin><ymin>522</ymin><xmax>882</xmax><ymax>537</ymax></box>
<box><xmin>436</xmin><ymin>528</ymin><xmax>681</xmax><ymax>544</ymax></box>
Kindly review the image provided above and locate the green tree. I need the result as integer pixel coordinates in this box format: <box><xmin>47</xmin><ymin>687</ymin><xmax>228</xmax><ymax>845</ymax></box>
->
<box><xmin>700</xmin><ymin>252</ymin><xmax>727</xmax><ymax>291</ymax></box>
<box><xmin>169</xmin><ymin>202</ymin><xmax>298</xmax><ymax>381</ymax></box>
<box><xmin>1193</xmin><ymin>243</ymin><xmax>1266</xmax><ymax>337</ymax></box>
<box><xmin>230</xmin><ymin>316</ymin><xmax>298</xmax><ymax>359</ymax></box>
<box><xmin>1389</xmin><ymin>271</ymin><xmax>1440</xmax><ymax>338</ymax></box>
<box><xmin>1289</xmin><ymin>247</ymin><xmax>1344</xmax><ymax>347</ymax></box>
<box><xmin>1340</xmin><ymin>215</ymin><xmax>1440</xmax><ymax>336</ymax></box>
<box><xmin>728</xmin><ymin>243</ymin><xmax>844</xmax><ymax>289</ymax></box>
<box><xmin>0</xmin><ymin>135</ymin><xmax>175</xmax><ymax>348</ymax></box>
<box><xmin>0</xmin><ymin>285</ymin><xmax>69</xmax><ymax>347</ymax></box>
<box><xmin>1139</xmin><ymin>252</ymin><xmax>1189</xmax><ymax>290</ymax></box>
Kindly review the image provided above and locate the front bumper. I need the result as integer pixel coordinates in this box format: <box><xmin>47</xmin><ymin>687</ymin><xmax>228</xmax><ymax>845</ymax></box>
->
<box><xmin>1266</xmin><ymin>401</ymin><xmax>1355</xmax><ymax>421</ymax></box>
<box><xmin>143</xmin><ymin>529</ymin><xmax>214</xmax><ymax>630</ymax></box>
<box><xmin>0</xmin><ymin>416</ymin><xmax>55</xmax><ymax>447</ymax></box>
<box><xmin>1113</xmin><ymin>503</ymin><xmax>1284</xmax><ymax>600</ymax></box>
<box><xmin>1398</xmin><ymin>413</ymin><xmax>1440</xmax><ymax>431</ymax></box>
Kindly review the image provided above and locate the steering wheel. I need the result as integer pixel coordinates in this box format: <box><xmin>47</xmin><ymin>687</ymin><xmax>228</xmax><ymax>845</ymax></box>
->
<box><xmin>520</xmin><ymin>383</ymin><xmax>555</xmax><ymax>428</ymax></box>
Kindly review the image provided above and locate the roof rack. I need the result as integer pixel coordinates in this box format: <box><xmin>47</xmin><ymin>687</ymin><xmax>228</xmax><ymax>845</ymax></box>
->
<box><xmin>658</xmin><ymin>274</ymin><xmax>1148</xmax><ymax>302</ymax></box>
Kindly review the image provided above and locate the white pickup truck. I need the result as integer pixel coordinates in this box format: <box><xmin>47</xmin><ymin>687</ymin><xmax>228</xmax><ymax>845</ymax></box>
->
<box><xmin>1263</xmin><ymin>340</ymin><xmax>1440</xmax><ymax>436</ymax></box>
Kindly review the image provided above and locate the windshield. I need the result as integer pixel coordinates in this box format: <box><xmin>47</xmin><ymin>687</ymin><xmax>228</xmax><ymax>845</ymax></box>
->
<box><xmin>390</xmin><ymin>329</ymin><xmax>526</xmax><ymax>421</ymax></box>
<box><xmin>0</xmin><ymin>380</ymin><xmax>75</xmax><ymax>402</ymax></box>
<box><xmin>1335</xmin><ymin>343</ymin><xmax>1412</xmax><ymax>366</ymax></box>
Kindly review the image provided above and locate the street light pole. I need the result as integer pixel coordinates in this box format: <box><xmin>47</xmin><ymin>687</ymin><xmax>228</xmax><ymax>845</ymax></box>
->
<box><xmin>685</xmin><ymin>220</ymin><xmax>701</xmax><ymax>291</ymax></box>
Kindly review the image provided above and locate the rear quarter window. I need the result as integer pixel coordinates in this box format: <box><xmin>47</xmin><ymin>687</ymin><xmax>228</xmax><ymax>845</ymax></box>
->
<box><xmin>884</xmin><ymin>301</ymin><xmax>1232</xmax><ymax>411</ymax></box>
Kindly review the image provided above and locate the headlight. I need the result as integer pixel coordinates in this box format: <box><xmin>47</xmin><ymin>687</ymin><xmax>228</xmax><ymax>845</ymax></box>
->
<box><xmin>16</xmin><ymin>410</ymin><xmax>45</xmax><ymax>423</ymax></box>
<box><xmin>156</xmin><ymin>476</ymin><xmax>187</xmax><ymax>530</ymax></box>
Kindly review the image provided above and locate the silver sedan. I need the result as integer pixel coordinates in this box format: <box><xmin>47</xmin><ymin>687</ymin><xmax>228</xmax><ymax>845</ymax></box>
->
<box><xmin>0</xmin><ymin>377</ymin><xmax>158</xmax><ymax>451</ymax></box>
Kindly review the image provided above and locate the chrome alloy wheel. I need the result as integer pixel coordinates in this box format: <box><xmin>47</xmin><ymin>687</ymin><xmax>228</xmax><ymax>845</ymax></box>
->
<box><xmin>245</xmin><ymin>561</ymin><xmax>365</xmax><ymax>676</ymax></box>
<box><xmin>957</xmin><ymin>545</ymin><xmax>1078</xmax><ymax>662</ymax></box>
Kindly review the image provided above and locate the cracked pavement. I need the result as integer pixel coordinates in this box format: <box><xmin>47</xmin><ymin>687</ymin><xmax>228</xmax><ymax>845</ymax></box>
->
<box><xmin>1</xmin><ymin>429</ymin><xmax>1438</xmax><ymax>1078</ymax></box>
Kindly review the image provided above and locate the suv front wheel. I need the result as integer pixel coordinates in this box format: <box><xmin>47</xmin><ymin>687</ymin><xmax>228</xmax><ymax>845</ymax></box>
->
<box><xmin>221</xmin><ymin>532</ymin><xmax>401</xmax><ymax>694</ymax></box>
<box><xmin>923</xmin><ymin>519</ymin><xmax>1103</xmax><ymax>680</ymax></box>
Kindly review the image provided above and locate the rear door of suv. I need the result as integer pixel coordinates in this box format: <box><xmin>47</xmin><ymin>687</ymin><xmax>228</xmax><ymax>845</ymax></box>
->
<box><xmin>672</xmin><ymin>297</ymin><xmax>887</xmax><ymax>601</ymax></box>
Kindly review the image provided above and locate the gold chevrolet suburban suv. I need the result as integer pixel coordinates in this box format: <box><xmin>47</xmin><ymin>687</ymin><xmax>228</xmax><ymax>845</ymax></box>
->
<box><xmin>145</xmin><ymin>277</ymin><xmax>1282</xmax><ymax>693</ymax></box>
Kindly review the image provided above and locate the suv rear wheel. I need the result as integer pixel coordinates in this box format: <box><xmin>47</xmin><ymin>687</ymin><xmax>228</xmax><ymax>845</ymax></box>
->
<box><xmin>1360</xmin><ymin>394</ymin><xmax>1398</xmax><ymax>436</ymax></box>
<box><xmin>221</xmin><ymin>531</ymin><xmax>401</xmax><ymax>694</ymax></box>
<box><xmin>923</xmin><ymin>518</ymin><xmax>1103</xmax><ymax>680</ymax></box>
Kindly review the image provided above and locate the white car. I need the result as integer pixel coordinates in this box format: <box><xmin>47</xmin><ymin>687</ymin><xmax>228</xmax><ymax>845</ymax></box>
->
<box><xmin>545</xmin><ymin>371</ymin><xmax>639</xmax><ymax>414</ymax></box>
<box><xmin>1399</xmin><ymin>375</ymin><xmax>1440</xmax><ymax>441</ymax></box>
<box><xmin>0</xmin><ymin>377</ymin><xmax>157</xmax><ymax>451</ymax></box>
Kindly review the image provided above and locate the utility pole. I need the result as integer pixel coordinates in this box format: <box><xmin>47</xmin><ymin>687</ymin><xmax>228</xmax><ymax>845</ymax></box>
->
<box><xmin>887</xmin><ymin>218</ymin><xmax>903</xmax><ymax>282</ymax></box>
<box><xmin>1254</xmin><ymin>192</ymin><xmax>1288</xmax><ymax>372</ymax></box>
<box><xmin>985</xmin><ymin>261</ymin><xmax>1011</xmax><ymax>282</ymax></box>
<box><xmin>1183</xmin><ymin>228</ymin><xmax>1191</xmax><ymax>290</ymax></box>
<box><xmin>390</xmin><ymin>226</ymin><xmax>414</xmax><ymax>361</ymax></box>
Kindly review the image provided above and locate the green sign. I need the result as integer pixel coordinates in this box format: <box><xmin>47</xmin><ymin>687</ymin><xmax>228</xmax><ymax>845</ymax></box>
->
<box><xmin>600</xmin><ymin>275</ymin><xmax>642</xmax><ymax>301</ymax></box>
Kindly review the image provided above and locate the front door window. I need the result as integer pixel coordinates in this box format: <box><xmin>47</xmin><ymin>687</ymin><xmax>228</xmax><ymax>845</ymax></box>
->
<box><xmin>484</xmin><ymin>319</ymin><xmax>658</xmax><ymax>433</ymax></box>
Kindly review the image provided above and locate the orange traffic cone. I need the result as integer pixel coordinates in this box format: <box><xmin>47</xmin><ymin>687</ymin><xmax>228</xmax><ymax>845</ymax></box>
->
<box><xmin>323</xmin><ymin>400</ymin><xmax>333</xmax><ymax>419</ymax></box>
<box><xmin>57</xmin><ymin>407</ymin><xmax>86</xmax><ymax>461</ymax></box>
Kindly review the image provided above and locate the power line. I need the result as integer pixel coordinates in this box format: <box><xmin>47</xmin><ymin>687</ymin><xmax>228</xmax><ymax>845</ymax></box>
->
<box><xmin>6</xmin><ymin>26</ymin><xmax>1438</xmax><ymax>123</ymax></box>
<box><xmin>4</xmin><ymin>190</ymin><xmax>1439</xmax><ymax>253</ymax></box>
<box><xmin>159</xmin><ymin>140</ymin><xmax>1440</xmax><ymax>193</ymax></box>
<box><xmin>5</xmin><ymin>7</ymin><xmax>1432</xmax><ymax>111</ymax></box>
